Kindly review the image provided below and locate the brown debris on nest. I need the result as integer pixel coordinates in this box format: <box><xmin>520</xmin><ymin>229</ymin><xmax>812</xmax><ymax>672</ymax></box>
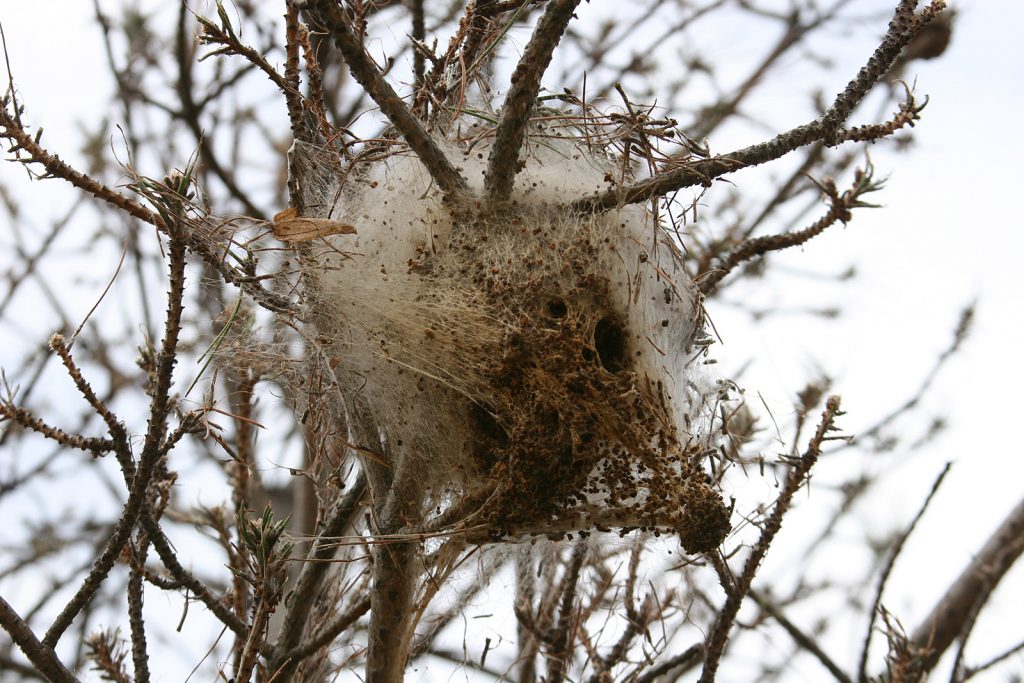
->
<box><xmin>301</xmin><ymin>113</ymin><xmax>733</xmax><ymax>553</ymax></box>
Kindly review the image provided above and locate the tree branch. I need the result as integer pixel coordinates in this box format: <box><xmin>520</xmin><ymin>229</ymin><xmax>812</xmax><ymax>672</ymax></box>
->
<box><xmin>0</xmin><ymin>106</ymin><xmax>296</xmax><ymax>315</ymax></box>
<box><xmin>0</xmin><ymin>593</ymin><xmax>79</xmax><ymax>683</ymax></box>
<box><xmin>41</xmin><ymin>204</ymin><xmax>189</xmax><ymax>649</ymax></box>
<box><xmin>908</xmin><ymin>494</ymin><xmax>1024</xmax><ymax>675</ymax></box>
<box><xmin>699</xmin><ymin>163</ymin><xmax>884</xmax><ymax>294</ymax></box>
<box><xmin>570</xmin><ymin>1</ymin><xmax>946</xmax><ymax>212</ymax></box>
<box><xmin>484</xmin><ymin>0</ymin><xmax>581</xmax><ymax>204</ymax></box>
<box><xmin>301</xmin><ymin>0</ymin><xmax>470</xmax><ymax>203</ymax></box>
<box><xmin>699</xmin><ymin>396</ymin><xmax>844</xmax><ymax>683</ymax></box>
<box><xmin>278</xmin><ymin>595</ymin><xmax>371</xmax><ymax>665</ymax></box>
<box><xmin>268</xmin><ymin>472</ymin><xmax>367</xmax><ymax>678</ymax></box>
<box><xmin>858</xmin><ymin>463</ymin><xmax>951</xmax><ymax>683</ymax></box>
<box><xmin>750</xmin><ymin>589</ymin><xmax>853</xmax><ymax>683</ymax></box>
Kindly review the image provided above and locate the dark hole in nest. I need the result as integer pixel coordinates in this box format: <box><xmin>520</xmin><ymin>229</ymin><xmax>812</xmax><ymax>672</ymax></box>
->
<box><xmin>545</xmin><ymin>298</ymin><xmax>568</xmax><ymax>319</ymax></box>
<box><xmin>594</xmin><ymin>316</ymin><xmax>627</xmax><ymax>373</ymax></box>
<box><xmin>469</xmin><ymin>403</ymin><xmax>509</xmax><ymax>471</ymax></box>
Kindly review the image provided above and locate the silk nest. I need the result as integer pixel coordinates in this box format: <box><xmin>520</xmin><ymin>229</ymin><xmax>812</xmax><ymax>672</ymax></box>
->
<box><xmin>290</xmin><ymin>119</ymin><xmax>732</xmax><ymax>553</ymax></box>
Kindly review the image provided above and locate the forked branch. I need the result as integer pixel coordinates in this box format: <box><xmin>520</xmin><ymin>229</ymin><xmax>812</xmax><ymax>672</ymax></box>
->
<box><xmin>699</xmin><ymin>396</ymin><xmax>845</xmax><ymax>683</ymax></box>
<box><xmin>699</xmin><ymin>163</ymin><xmax>884</xmax><ymax>294</ymax></box>
<box><xmin>298</xmin><ymin>0</ymin><xmax>470</xmax><ymax>202</ymax></box>
<box><xmin>571</xmin><ymin>0</ymin><xmax>945</xmax><ymax>212</ymax></box>
<box><xmin>0</xmin><ymin>106</ymin><xmax>295</xmax><ymax>315</ymax></box>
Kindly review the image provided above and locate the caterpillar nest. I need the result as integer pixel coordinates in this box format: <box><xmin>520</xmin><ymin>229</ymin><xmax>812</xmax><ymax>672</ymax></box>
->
<box><xmin>297</xmin><ymin>124</ymin><xmax>730</xmax><ymax>554</ymax></box>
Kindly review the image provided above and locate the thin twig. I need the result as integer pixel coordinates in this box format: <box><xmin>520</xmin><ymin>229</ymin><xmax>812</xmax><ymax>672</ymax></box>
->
<box><xmin>0</xmin><ymin>107</ymin><xmax>295</xmax><ymax>314</ymax></box>
<box><xmin>699</xmin><ymin>396</ymin><xmax>844</xmax><ymax>683</ymax></box>
<box><xmin>570</xmin><ymin>1</ymin><xmax>946</xmax><ymax>212</ymax></box>
<box><xmin>49</xmin><ymin>334</ymin><xmax>130</xmax><ymax>454</ymax></box>
<box><xmin>688</xmin><ymin>1</ymin><xmax>855</xmax><ymax>142</ymax></box>
<box><xmin>698</xmin><ymin>168</ymin><xmax>879</xmax><ymax>295</ymax></box>
<box><xmin>283</xmin><ymin>6</ymin><xmax>310</xmax><ymax>146</ymax></box>
<box><xmin>278</xmin><ymin>595</ymin><xmax>371</xmax><ymax>664</ymax></box>
<box><xmin>137</xmin><ymin>507</ymin><xmax>249</xmax><ymax>639</ymax></box>
<box><xmin>634</xmin><ymin>644</ymin><xmax>704</xmax><ymax>683</ymax></box>
<box><xmin>410</xmin><ymin>0</ymin><xmax>426</xmax><ymax>88</ymax></box>
<box><xmin>750</xmin><ymin>589</ymin><xmax>853</xmax><ymax>683</ymax></box>
<box><xmin>174</xmin><ymin>4</ymin><xmax>265</xmax><ymax>219</ymax></box>
<box><xmin>962</xmin><ymin>637</ymin><xmax>1024</xmax><ymax>681</ymax></box>
<box><xmin>41</xmin><ymin>202</ymin><xmax>189</xmax><ymax>649</ymax></box>
<box><xmin>840</xmin><ymin>304</ymin><xmax>973</xmax><ymax>453</ymax></box>
<box><xmin>858</xmin><ymin>462</ymin><xmax>952</xmax><ymax>683</ymax></box>
<box><xmin>0</xmin><ymin>401</ymin><xmax>114</xmax><ymax>455</ymax></box>
<box><xmin>268</xmin><ymin>473</ymin><xmax>367</xmax><ymax>677</ymax></box>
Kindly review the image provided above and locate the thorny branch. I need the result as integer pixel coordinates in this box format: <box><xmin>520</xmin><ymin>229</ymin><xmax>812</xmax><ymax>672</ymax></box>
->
<box><xmin>698</xmin><ymin>162</ymin><xmax>885</xmax><ymax>294</ymax></box>
<box><xmin>41</xmin><ymin>187</ymin><xmax>189</xmax><ymax>650</ymax></box>
<box><xmin>0</xmin><ymin>105</ymin><xmax>296</xmax><ymax>315</ymax></box>
<box><xmin>300</xmin><ymin>0</ymin><xmax>471</xmax><ymax>202</ymax></box>
<box><xmin>484</xmin><ymin>0</ymin><xmax>581</xmax><ymax>204</ymax></box>
<box><xmin>699</xmin><ymin>396</ymin><xmax>845</xmax><ymax>683</ymax></box>
<box><xmin>0</xmin><ymin>595</ymin><xmax>78</xmax><ymax>683</ymax></box>
<box><xmin>570</xmin><ymin>1</ymin><xmax>945</xmax><ymax>212</ymax></box>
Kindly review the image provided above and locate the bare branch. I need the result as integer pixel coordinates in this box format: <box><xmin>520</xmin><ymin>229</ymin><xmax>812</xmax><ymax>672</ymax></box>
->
<box><xmin>634</xmin><ymin>644</ymin><xmax>704</xmax><ymax>683</ymax></box>
<box><xmin>484</xmin><ymin>0</ymin><xmax>581</xmax><ymax>204</ymax></box>
<box><xmin>301</xmin><ymin>0</ymin><xmax>470</xmax><ymax>202</ymax></box>
<box><xmin>0</xmin><ymin>594</ymin><xmax>79</xmax><ymax>683</ymax></box>
<box><xmin>365</xmin><ymin>457</ymin><xmax>428</xmax><ymax>682</ymax></box>
<box><xmin>0</xmin><ymin>107</ymin><xmax>163</xmax><ymax>225</ymax></box>
<box><xmin>571</xmin><ymin>1</ymin><xmax>947</xmax><ymax>212</ymax></box>
<box><xmin>41</xmin><ymin>200</ymin><xmax>189</xmax><ymax>650</ymax></box>
<box><xmin>699</xmin><ymin>163</ymin><xmax>884</xmax><ymax>294</ymax></box>
<box><xmin>269</xmin><ymin>473</ymin><xmax>367</xmax><ymax>677</ymax></box>
<box><xmin>0</xmin><ymin>106</ymin><xmax>295</xmax><ymax>315</ymax></box>
<box><xmin>279</xmin><ymin>595</ymin><xmax>371</xmax><ymax>665</ymax></box>
<box><xmin>750</xmin><ymin>589</ymin><xmax>853</xmax><ymax>683</ymax></box>
<box><xmin>908</xmin><ymin>494</ymin><xmax>1024</xmax><ymax>675</ymax></box>
<box><xmin>0</xmin><ymin>400</ymin><xmax>114</xmax><ymax>455</ymax></box>
<box><xmin>858</xmin><ymin>462</ymin><xmax>952</xmax><ymax>683</ymax></box>
<box><xmin>127</xmin><ymin>559</ymin><xmax>151</xmax><ymax>683</ymax></box>
<box><xmin>699</xmin><ymin>396</ymin><xmax>844</xmax><ymax>683</ymax></box>
<box><xmin>962</xmin><ymin>637</ymin><xmax>1024</xmax><ymax>681</ymax></box>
